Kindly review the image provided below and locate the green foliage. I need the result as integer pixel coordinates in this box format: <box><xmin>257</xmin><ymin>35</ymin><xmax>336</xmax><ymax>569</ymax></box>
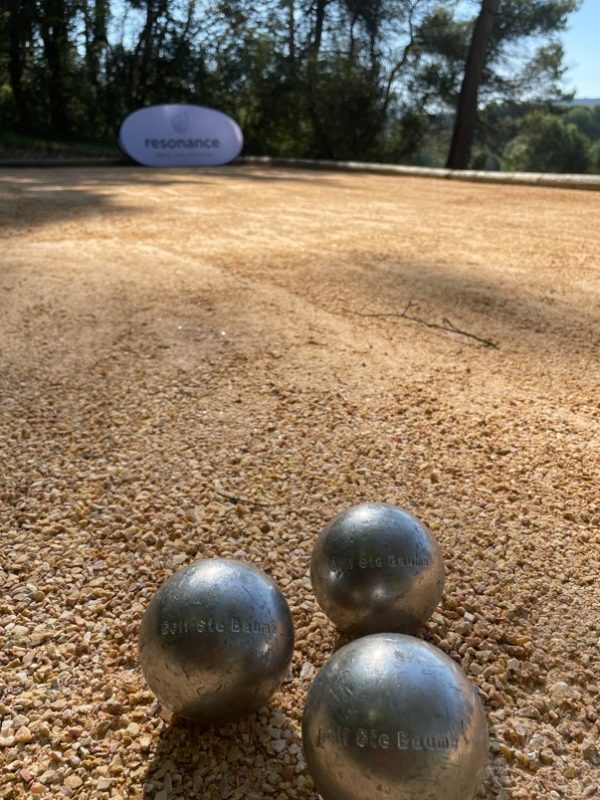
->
<box><xmin>380</xmin><ymin>111</ymin><xmax>429</xmax><ymax>163</ymax></box>
<box><xmin>0</xmin><ymin>0</ymin><xmax>592</xmax><ymax>172</ymax></box>
<box><xmin>305</xmin><ymin>57</ymin><xmax>386</xmax><ymax>160</ymax></box>
<box><xmin>411</xmin><ymin>8</ymin><xmax>470</xmax><ymax>106</ymax></box>
<box><xmin>565</xmin><ymin>105</ymin><xmax>600</xmax><ymax>140</ymax></box>
<box><xmin>0</xmin><ymin>129</ymin><xmax>120</xmax><ymax>156</ymax></box>
<box><xmin>493</xmin><ymin>0</ymin><xmax>580</xmax><ymax>42</ymax></box>
<box><xmin>503</xmin><ymin>111</ymin><xmax>591</xmax><ymax>173</ymax></box>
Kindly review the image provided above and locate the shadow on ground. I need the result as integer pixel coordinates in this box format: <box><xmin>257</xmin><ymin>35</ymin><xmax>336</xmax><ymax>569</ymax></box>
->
<box><xmin>0</xmin><ymin>175</ymin><xmax>139</xmax><ymax>235</ymax></box>
<box><xmin>283</xmin><ymin>251</ymin><xmax>600</xmax><ymax>360</ymax></box>
<box><xmin>360</xmin><ymin>256</ymin><xmax>598</xmax><ymax>355</ymax></box>
<box><xmin>143</xmin><ymin>708</ymin><xmax>306</xmax><ymax>799</ymax></box>
<box><xmin>0</xmin><ymin>165</ymin><xmax>342</xmax><ymax>233</ymax></box>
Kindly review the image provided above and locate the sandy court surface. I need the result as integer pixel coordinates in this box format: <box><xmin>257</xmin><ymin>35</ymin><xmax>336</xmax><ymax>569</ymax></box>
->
<box><xmin>0</xmin><ymin>165</ymin><xmax>599</xmax><ymax>799</ymax></box>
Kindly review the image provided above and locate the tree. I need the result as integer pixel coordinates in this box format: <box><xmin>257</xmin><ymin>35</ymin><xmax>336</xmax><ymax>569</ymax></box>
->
<box><xmin>566</xmin><ymin>105</ymin><xmax>600</xmax><ymax>141</ymax></box>
<box><xmin>442</xmin><ymin>0</ymin><xmax>580</xmax><ymax>169</ymax></box>
<box><xmin>446</xmin><ymin>0</ymin><xmax>498</xmax><ymax>169</ymax></box>
<box><xmin>504</xmin><ymin>111</ymin><xmax>591</xmax><ymax>173</ymax></box>
<box><xmin>38</xmin><ymin>0</ymin><xmax>77</xmax><ymax>137</ymax></box>
<box><xmin>0</xmin><ymin>0</ymin><xmax>585</xmax><ymax>169</ymax></box>
<box><xmin>82</xmin><ymin>0</ymin><xmax>109</xmax><ymax>131</ymax></box>
<box><xmin>3</xmin><ymin>1</ymin><xmax>36</xmax><ymax>132</ymax></box>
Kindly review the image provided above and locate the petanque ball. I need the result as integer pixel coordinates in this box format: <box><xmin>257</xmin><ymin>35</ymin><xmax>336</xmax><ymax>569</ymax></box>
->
<box><xmin>139</xmin><ymin>558</ymin><xmax>294</xmax><ymax>723</ymax></box>
<box><xmin>302</xmin><ymin>634</ymin><xmax>489</xmax><ymax>800</ymax></box>
<box><xmin>311</xmin><ymin>502</ymin><xmax>445</xmax><ymax>635</ymax></box>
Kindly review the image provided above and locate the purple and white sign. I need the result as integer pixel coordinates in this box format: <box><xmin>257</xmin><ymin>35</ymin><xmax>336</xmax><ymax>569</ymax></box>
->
<box><xmin>119</xmin><ymin>104</ymin><xmax>243</xmax><ymax>167</ymax></box>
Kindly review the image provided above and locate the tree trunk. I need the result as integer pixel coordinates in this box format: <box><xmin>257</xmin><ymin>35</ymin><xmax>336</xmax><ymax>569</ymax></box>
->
<box><xmin>135</xmin><ymin>2</ymin><xmax>156</xmax><ymax>105</ymax></box>
<box><xmin>283</xmin><ymin>0</ymin><xmax>295</xmax><ymax>73</ymax></box>
<box><xmin>92</xmin><ymin>0</ymin><xmax>108</xmax><ymax>77</ymax></box>
<box><xmin>313</xmin><ymin>0</ymin><xmax>327</xmax><ymax>57</ymax></box>
<box><xmin>446</xmin><ymin>0</ymin><xmax>499</xmax><ymax>169</ymax></box>
<box><xmin>83</xmin><ymin>0</ymin><xmax>108</xmax><ymax>130</ymax></box>
<box><xmin>7</xmin><ymin>7</ymin><xmax>32</xmax><ymax>131</ymax></box>
<box><xmin>38</xmin><ymin>0</ymin><xmax>70</xmax><ymax>138</ymax></box>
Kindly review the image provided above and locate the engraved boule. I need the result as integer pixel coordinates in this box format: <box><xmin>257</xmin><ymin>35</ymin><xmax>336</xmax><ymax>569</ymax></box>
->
<box><xmin>311</xmin><ymin>502</ymin><xmax>445</xmax><ymax>635</ymax></box>
<box><xmin>302</xmin><ymin>634</ymin><xmax>489</xmax><ymax>800</ymax></box>
<box><xmin>139</xmin><ymin>558</ymin><xmax>294</xmax><ymax>723</ymax></box>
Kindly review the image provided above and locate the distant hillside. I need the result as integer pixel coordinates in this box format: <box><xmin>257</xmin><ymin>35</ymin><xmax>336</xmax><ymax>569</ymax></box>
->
<box><xmin>568</xmin><ymin>98</ymin><xmax>600</xmax><ymax>107</ymax></box>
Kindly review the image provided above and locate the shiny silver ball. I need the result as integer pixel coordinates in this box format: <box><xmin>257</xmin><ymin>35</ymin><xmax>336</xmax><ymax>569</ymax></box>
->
<box><xmin>311</xmin><ymin>503</ymin><xmax>444</xmax><ymax>635</ymax></box>
<box><xmin>303</xmin><ymin>634</ymin><xmax>488</xmax><ymax>800</ymax></box>
<box><xmin>139</xmin><ymin>558</ymin><xmax>294</xmax><ymax>723</ymax></box>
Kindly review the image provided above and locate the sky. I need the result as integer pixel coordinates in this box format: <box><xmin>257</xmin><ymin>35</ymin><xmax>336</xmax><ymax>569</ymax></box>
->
<box><xmin>559</xmin><ymin>0</ymin><xmax>600</xmax><ymax>98</ymax></box>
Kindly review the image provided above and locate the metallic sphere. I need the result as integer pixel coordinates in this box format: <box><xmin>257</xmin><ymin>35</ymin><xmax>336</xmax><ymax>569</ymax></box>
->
<box><xmin>303</xmin><ymin>634</ymin><xmax>489</xmax><ymax>800</ymax></box>
<box><xmin>311</xmin><ymin>503</ymin><xmax>445</xmax><ymax>635</ymax></box>
<box><xmin>139</xmin><ymin>558</ymin><xmax>294</xmax><ymax>723</ymax></box>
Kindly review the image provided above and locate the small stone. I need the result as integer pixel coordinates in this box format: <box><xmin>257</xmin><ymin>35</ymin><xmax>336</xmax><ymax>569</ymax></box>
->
<box><xmin>499</xmin><ymin>744</ymin><xmax>513</xmax><ymax>761</ymax></box>
<box><xmin>36</xmin><ymin>723</ymin><xmax>51</xmax><ymax>738</ymax></box>
<box><xmin>93</xmin><ymin>719</ymin><xmax>112</xmax><ymax>738</ymax></box>
<box><xmin>126</xmin><ymin>722</ymin><xmax>140</xmax><ymax>736</ymax></box>
<box><xmin>15</xmin><ymin>726</ymin><xmax>33</xmax><ymax>743</ymax></box>
<box><xmin>582</xmin><ymin>740</ymin><xmax>599</xmax><ymax>765</ymax></box>
<box><xmin>228</xmin><ymin>744</ymin><xmax>243</xmax><ymax>760</ymax></box>
<box><xmin>39</xmin><ymin>770</ymin><xmax>61</xmax><ymax>785</ymax></box>
<box><xmin>30</xmin><ymin>631</ymin><xmax>52</xmax><ymax>645</ymax></box>
<box><xmin>550</xmin><ymin>681</ymin><xmax>572</xmax><ymax>702</ymax></box>
<box><xmin>104</xmin><ymin>700</ymin><xmax>123</xmax><ymax>715</ymax></box>
<box><xmin>272</xmin><ymin>739</ymin><xmax>286</xmax><ymax>753</ymax></box>
<box><xmin>64</xmin><ymin>774</ymin><xmax>83</xmax><ymax>789</ymax></box>
<box><xmin>300</xmin><ymin>662</ymin><xmax>315</xmax><ymax>680</ymax></box>
<box><xmin>540</xmin><ymin>749</ymin><xmax>554</xmax><ymax>765</ymax></box>
<box><xmin>97</xmin><ymin>778</ymin><xmax>112</xmax><ymax>790</ymax></box>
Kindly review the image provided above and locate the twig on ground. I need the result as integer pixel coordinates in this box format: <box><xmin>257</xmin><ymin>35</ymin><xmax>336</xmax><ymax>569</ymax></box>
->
<box><xmin>440</xmin><ymin>317</ymin><xmax>498</xmax><ymax>349</ymax></box>
<box><xmin>345</xmin><ymin>300</ymin><xmax>499</xmax><ymax>349</ymax></box>
<box><xmin>215</xmin><ymin>488</ymin><xmax>270</xmax><ymax>508</ymax></box>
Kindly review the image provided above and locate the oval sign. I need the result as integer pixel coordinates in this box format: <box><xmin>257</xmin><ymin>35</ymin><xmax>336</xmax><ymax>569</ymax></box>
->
<box><xmin>119</xmin><ymin>104</ymin><xmax>243</xmax><ymax>167</ymax></box>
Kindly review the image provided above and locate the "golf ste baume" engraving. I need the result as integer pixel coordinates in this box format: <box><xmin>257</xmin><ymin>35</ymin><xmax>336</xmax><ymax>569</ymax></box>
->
<box><xmin>161</xmin><ymin>618</ymin><xmax>275</xmax><ymax>636</ymax></box>
<box><xmin>328</xmin><ymin>553</ymin><xmax>432</xmax><ymax>572</ymax></box>
<box><xmin>317</xmin><ymin>727</ymin><xmax>459</xmax><ymax>751</ymax></box>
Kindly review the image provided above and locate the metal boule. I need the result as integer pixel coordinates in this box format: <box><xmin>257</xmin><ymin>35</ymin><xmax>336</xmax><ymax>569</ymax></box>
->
<box><xmin>302</xmin><ymin>634</ymin><xmax>489</xmax><ymax>800</ymax></box>
<box><xmin>310</xmin><ymin>502</ymin><xmax>445</xmax><ymax>635</ymax></box>
<box><xmin>139</xmin><ymin>558</ymin><xmax>294</xmax><ymax>723</ymax></box>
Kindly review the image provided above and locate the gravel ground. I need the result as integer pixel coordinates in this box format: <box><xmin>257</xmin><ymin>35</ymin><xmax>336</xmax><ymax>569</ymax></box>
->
<box><xmin>0</xmin><ymin>166</ymin><xmax>599</xmax><ymax>800</ymax></box>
